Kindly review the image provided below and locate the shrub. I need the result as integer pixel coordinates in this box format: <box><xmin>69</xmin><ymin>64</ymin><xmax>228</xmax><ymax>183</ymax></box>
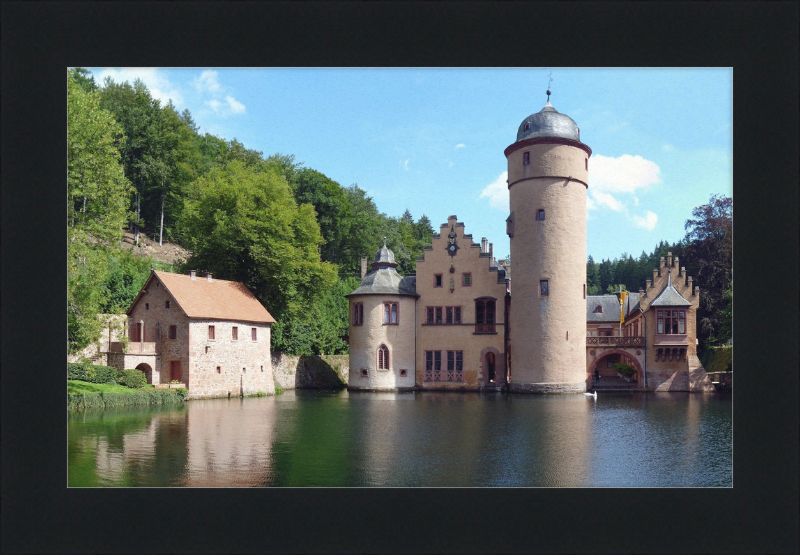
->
<box><xmin>68</xmin><ymin>388</ymin><xmax>184</xmax><ymax>409</ymax></box>
<box><xmin>614</xmin><ymin>363</ymin><xmax>637</xmax><ymax>378</ymax></box>
<box><xmin>116</xmin><ymin>368</ymin><xmax>147</xmax><ymax>389</ymax></box>
<box><xmin>174</xmin><ymin>388</ymin><xmax>188</xmax><ymax>400</ymax></box>
<box><xmin>68</xmin><ymin>362</ymin><xmax>118</xmax><ymax>384</ymax></box>
<box><xmin>275</xmin><ymin>386</ymin><xmax>284</xmax><ymax>395</ymax></box>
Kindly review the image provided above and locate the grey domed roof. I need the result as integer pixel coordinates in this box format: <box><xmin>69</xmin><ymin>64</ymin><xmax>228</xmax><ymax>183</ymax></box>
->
<box><xmin>372</xmin><ymin>244</ymin><xmax>396</xmax><ymax>267</ymax></box>
<box><xmin>516</xmin><ymin>103</ymin><xmax>581</xmax><ymax>143</ymax></box>
<box><xmin>346</xmin><ymin>269</ymin><xmax>417</xmax><ymax>297</ymax></box>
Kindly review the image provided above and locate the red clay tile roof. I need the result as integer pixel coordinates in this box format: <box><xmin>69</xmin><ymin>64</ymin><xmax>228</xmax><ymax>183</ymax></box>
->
<box><xmin>136</xmin><ymin>270</ymin><xmax>276</xmax><ymax>324</ymax></box>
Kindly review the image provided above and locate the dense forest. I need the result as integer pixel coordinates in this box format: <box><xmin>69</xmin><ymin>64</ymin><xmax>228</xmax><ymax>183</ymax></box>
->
<box><xmin>68</xmin><ymin>68</ymin><xmax>731</xmax><ymax>360</ymax></box>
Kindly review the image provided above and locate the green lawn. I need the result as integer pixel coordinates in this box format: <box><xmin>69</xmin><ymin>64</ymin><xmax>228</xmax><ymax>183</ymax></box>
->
<box><xmin>67</xmin><ymin>380</ymin><xmax>155</xmax><ymax>394</ymax></box>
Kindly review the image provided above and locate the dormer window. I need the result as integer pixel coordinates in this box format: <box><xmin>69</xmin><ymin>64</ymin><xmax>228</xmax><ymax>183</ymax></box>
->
<box><xmin>524</xmin><ymin>122</ymin><xmax>530</xmax><ymax>131</ymax></box>
<box><xmin>594</xmin><ymin>305</ymin><xmax>603</xmax><ymax>313</ymax></box>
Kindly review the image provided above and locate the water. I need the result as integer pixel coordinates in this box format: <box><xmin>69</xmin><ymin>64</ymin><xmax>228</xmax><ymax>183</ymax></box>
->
<box><xmin>68</xmin><ymin>390</ymin><xmax>732</xmax><ymax>487</ymax></box>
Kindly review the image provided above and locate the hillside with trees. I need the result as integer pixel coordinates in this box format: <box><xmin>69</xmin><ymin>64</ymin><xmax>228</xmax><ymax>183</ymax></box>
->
<box><xmin>67</xmin><ymin>69</ymin><xmax>434</xmax><ymax>357</ymax></box>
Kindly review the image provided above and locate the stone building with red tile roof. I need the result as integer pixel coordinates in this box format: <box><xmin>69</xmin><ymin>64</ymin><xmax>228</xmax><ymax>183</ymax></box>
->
<box><xmin>106</xmin><ymin>270</ymin><xmax>276</xmax><ymax>398</ymax></box>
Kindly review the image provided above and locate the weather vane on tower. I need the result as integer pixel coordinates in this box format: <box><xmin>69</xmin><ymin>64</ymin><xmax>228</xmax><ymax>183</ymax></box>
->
<box><xmin>547</xmin><ymin>72</ymin><xmax>553</xmax><ymax>104</ymax></box>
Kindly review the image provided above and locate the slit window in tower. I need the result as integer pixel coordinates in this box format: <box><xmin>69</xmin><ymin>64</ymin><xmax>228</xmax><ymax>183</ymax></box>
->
<box><xmin>523</xmin><ymin>151</ymin><xmax>530</xmax><ymax>166</ymax></box>
<box><xmin>585</xmin><ymin>158</ymin><xmax>588</xmax><ymax>171</ymax></box>
<box><xmin>540</xmin><ymin>280</ymin><xmax>549</xmax><ymax>296</ymax></box>
<box><xmin>434</xmin><ymin>274</ymin><xmax>443</xmax><ymax>288</ymax></box>
<box><xmin>537</xmin><ymin>209</ymin><xmax>545</xmax><ymax>221</ymax></box>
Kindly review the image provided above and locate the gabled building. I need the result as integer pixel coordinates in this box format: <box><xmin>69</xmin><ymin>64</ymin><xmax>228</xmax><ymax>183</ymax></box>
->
<box><xmin>586</xmin><ymin>252</ymin><xmax>714</xmax><ymax>391</ymax></box>
<box><xmin>106</xmin><ymin>270</ymin><xmax>277</xmax><ymax>398</ymax></box>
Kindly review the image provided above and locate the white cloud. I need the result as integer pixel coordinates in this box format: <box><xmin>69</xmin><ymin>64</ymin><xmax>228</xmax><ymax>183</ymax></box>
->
<box><xmin>402</xmin><ymin>159</ymin><xmax>410</xmax><ymax>171</ymax></box>
<box><xmin>586</xmin><ymin>195</ymin><xmax>597</xmax><ymax>211</ymax></box>
<box><xmin>206</xmin><ymin>99</ymin><xmax>222</xmax><ymax>113</ymax></box>
<box><xmin>194</xmin><ymin>70</ymin><xmax>222</xmax><ymax>94</ymax></box>
<box><xmin>478</xmin><ymin>171</ymin><xmax>509</xmax><ymax>210</ymax></box>
<box><xmin>631</xmin><ymin>210</ymin><xmax>658</xmax><ymax>230</ymax></box>
<box><xmin>591</xmin><ymin>154</ymin><xmax>661</xmax><ymax>194</ymax></box>
<box><xmin>591</xmin><ymin>191</ymin><xmax>625</xmax><ymax>212</ymax></box>
<box><xmin>225</xmin><ymin>96</ymin><xmax>246</xmax><ymax>114</ymax></box>
<box><xmin>455</xmin><ymin>143</ymin><xmax>466</xmax><ymax>150</ymax></box>
<box><xmin>94</xmin><ymin>67</ymin><xmax>184</xmax><ymax>107</ymax></box>
<box><xmin>662</xmin><ymin>144</ymin><xmax>675</xmax><ymax>152</ymax></box>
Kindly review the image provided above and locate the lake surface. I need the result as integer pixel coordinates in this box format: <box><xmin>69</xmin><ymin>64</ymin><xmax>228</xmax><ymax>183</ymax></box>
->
<box><xmin>68</xmin><ymin>389</ymin><xmax>732</xmax><ymax>487</ymax></box>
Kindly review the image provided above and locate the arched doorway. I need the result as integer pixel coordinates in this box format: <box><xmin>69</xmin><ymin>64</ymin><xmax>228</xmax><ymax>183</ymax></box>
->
<box><xmin>589</xmin><ymin>350</ymin><xmax>644</xmax><ymax>387</ymax></box>
<box><xmin>486</xmin><ymin>352</ymin><xmax>496</xmax><ymax>383</ymax></box>
<box><xmin>135</xmin><ymin>362</ymin><xmax>153</xmax><ymax>384</ymax></box>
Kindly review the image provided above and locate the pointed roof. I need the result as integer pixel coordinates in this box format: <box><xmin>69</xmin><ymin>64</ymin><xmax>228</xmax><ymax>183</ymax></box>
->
<box><xmin>128</xmin><ymin>270</ymin><xmax>276</xmax><ymax>323</ymax></box>
<box><xmin>650</xmin><ymin>272</ymin><xmax>692</xmax><ymax>307</ymax></box>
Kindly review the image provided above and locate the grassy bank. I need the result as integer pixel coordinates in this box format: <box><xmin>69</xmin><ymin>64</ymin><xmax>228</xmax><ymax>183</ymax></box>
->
<box><xmin>68</xmin><ymin>380</ymin><xmax>186</xmax><ymax>409</ymax></box>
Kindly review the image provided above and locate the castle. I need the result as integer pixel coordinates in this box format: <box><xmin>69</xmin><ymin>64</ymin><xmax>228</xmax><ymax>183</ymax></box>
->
<box><xmin>346</xmin><ymin>93</ymin><xmax>715</xmax><ymax>393</ymax></box>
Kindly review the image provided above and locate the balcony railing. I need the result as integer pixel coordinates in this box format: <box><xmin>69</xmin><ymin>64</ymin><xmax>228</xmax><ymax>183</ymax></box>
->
<box><xmin>586</xmin><ymin>336</ymin><xmax>645</xmax><ymax>347</ymax></box>
<box><xmin>108</xmin><ymin>341</ymin><xmax>158</xmax><ymax>354</ymax></box>
<box><xmin>474</xmin><ymin>324</ymin><xmax>496</xmax><ymax>334</ymax></box>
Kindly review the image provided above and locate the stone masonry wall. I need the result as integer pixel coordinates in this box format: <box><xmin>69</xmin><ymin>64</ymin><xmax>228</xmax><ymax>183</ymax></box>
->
<box><xmin>272</xmin><ymin>352</ymin><xmax>348</xmax><ymax>389</ymax></box>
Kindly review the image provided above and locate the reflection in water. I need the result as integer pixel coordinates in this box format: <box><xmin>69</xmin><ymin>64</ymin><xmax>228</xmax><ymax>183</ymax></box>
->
<box><xmin>68</xmin><ymin>390</ymin><xmax>732</xmax><ymax>487</ymax></box>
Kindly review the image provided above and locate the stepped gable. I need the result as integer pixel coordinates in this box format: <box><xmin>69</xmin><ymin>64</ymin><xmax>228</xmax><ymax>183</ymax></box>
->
<box><xmin>129</xmin><ymin>270</ymin><xmax>276</xmax><ymax>323</ymax></box>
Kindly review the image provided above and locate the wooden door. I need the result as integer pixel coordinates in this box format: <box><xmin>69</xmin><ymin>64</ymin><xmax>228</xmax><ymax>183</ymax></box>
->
<box><xmin>170</xmin><ymin>361</ymin><xmax>181</xmax><ymax>382</ymax></box>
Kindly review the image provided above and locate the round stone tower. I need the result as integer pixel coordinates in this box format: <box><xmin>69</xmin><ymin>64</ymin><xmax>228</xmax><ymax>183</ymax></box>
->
<box><xmin>346</xmin><ymin>243</ymin><xmax>417</xmax><ymax>391</ymax></box>
<box><xmin>505</xmin><ymin>91</ymin><xmax>591</xmax><ymax>393</ymax></box>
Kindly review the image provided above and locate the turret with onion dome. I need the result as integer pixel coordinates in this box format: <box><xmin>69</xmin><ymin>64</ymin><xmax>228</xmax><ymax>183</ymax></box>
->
<box><xmin>505</xmin><ymin>85</ymin><xmax>591</xmax><ymax>393</ymax></box>
<box><xmin>346</xmin><ymin>241</ymin><xmax>417</xmax><ymax>391</ymax></box>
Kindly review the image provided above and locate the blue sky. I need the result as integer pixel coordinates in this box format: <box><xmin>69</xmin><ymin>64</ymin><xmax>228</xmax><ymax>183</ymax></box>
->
<box><xmin>87</xmin><ymin>67</ymin><xmax>732</xmax><ymax>262</ymax></box>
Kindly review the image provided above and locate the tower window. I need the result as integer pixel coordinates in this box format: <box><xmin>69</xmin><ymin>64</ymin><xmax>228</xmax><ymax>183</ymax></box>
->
<box><xmin>537</xmin><ymin>209</ymin><xmax>545</xmax><ymax>221</ymax></box>
<box><xmin>540</xmin><ymin>280</ymin><xmax>549</xmax><ymax>296</ymax></box>
<box><xmin>352</xmin><ymin>302</ymin><xmax>364</xmax><ymax>325</ymax></box>
<box><xmin>377</xmin><ymin>344</ymin><xmax>390</xmax><ymax>370</ymax></box>
<box><xmin>383</xmin><ymin>302</ymin><xmax>399</xmax><ymax>325</ymax></box>
<box><xmin>585</xmin><ymin>158</ymin><xmax>588</xmax><ymax>171</ymax></box>
<box><xmin>523</xmin><ymin>152</ymin><xmax>530</xmax><ymax>166</ymax></box>
<box><xmin>434</xmin><ymin>274</ymin><xmax>443</xmax><ymax>288</ymax></box>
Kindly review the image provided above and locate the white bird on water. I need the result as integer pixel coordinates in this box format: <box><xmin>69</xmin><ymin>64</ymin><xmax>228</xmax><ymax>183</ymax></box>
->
<box><xmin>584</xmin><ymin>391</ymin><xmax>597</xmax><ymax>398</ymax></box>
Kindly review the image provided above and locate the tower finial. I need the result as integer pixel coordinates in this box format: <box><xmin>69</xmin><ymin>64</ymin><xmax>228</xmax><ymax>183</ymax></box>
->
<box><xmin>546</xmin><ymin>72</ymin><xmax>553</xmax><ymax>105</ymax></box>
<box><xmin>383</xmin><ymin>236</ymin><xmax>387</xmax><ymax>248</ymax></box>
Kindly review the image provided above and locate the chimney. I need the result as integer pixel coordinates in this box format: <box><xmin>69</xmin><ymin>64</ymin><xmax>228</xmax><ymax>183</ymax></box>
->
<box><xmin>646</xmin><ymin>278</ymin><xmax>652</xmax><ymax>289</ymax></box>
<box><xmin>675</xmin><ymin>256</ymin><xmax>680</xmax><ymax>269</ymax></box>
<box><xmin>361</xmin><ymin>257</ymin><xmax>368</xmax><ymax>279</ymax></box>
<box><xmin>653</xmin><ymin>268</ymin><xmax>658</xmax><ymax>282</ymax></box>
<box><xmin>688</xmin><ymin>276</ymin><xmax>694</xmax><ymax>293</ymax></box>
<box><xmin>680</xmin><ymin>266</ymin><xmax>685</xmax><ymax>278</ymax></box>
<box><xmin>639</xmin><ymin>287</ymin><xmax>645</xmax><ymax>296</ymax></box>
<box><xmin>659</xmin><ymin>256</ymin><xmax>665</xmax><ymax>268</ymax></box>
<box><xmin>481</xmin><ymin>237</ymin><xmax>488</xmax><ymax>253</ymax></box>
<box><xmin>489</xmin><ymin>242</ymin><xmax>493</xmax><ymax>259</ymax></box>
<box><xmin>667</xmin><ymin>252</ymin><xmax>673</xmax><ymax>267</ymax></box>
<box><xmin>206</xmin><ymin>273</ymin><xmax>213</xmax><ymax>282</ymax></box>
<box><xmin>695</xmin><ymin>286</ymin><xmax>700</xmax><ymax>298</ymax></box>
<box><xmin>189</xmin><ymin>270</ymin><xmax>196</xmax><ymax>280</ymax></box>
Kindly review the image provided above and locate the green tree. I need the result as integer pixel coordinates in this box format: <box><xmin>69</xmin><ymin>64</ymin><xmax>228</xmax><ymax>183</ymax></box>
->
<box><xmin>67</xmin><ymin>72</ymin><xmax>133</xmax><ymax>353</ymax></box>
<box><xmin>682</xmin><ymin>194</ymin><xmax>732</xmax><ymax>351</ymax></box>
<box><xmin>180</xmin><ymin>161</ymin><xmax>338</xmax><ymax>345</ymax></box>
<box><xmin>586</xmin><ymin>255</ymin><xmax>600</xmax><ymax>294</ymax></box>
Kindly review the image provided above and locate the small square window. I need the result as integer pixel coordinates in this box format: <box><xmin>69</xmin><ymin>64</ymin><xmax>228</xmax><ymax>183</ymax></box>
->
<box><xmin>462</xmin><ymin>273</ymin><xmax>471</xmax><ymax>287</ymax></box>
<box><xmin>165</xmin><ymin>300</ymin><xmax>170</xmax><ymax>309</ymax></box>
<box><xmin>434</xmin><ymin>274</ymin><xmax>443</xmax><ymax>287</ymax></box>
<box><xmin>540</xmin><ymin>280</ymin><xmax>549</xmax><ymax>296</ymax></box>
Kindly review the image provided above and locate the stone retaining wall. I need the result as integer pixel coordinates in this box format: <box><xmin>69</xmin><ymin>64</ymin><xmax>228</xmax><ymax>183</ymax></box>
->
<box><xmin>272</xmin><ymin>352</ymin><xmax>348</xmax><ymax>390</ymax></box>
